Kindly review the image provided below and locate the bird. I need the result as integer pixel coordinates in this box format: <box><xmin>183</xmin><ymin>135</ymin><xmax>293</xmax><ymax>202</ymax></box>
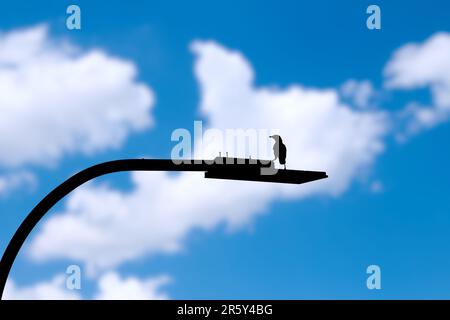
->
<box><xmin>270</xmin><ymin>135</ymin><xmax>287</xmax><ymax>169</ymax></box>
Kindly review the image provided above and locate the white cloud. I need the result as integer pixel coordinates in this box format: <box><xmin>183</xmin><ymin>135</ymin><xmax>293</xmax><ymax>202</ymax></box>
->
<box><xmin>28</xmin><ymin>40</ymin><xmax>389</xmax><ymax>272</ymax></box>
<box><xmin>340</xmin><ymin>79</ymin><xmax>376</xmax><ymax>109</ymax></box>
<box><xmin>29</xmin><ymin>172</ymin><xmax>276</xmax><ymax>271</ymax></box>
<box><xmin>95</xmin><ymin>272</ymin><xmax>170</xmax><ymax>300</ymax></box>
<box><xmin>384</xmin><ymin>32</ymin><xmax>450</xmax><ymax>134</ymax></box>
<box><xmin>0</xmin><ymin>171</ymin><xmax>36</xmax><ymax>196</ymax></box>
<box><xmin>3</xmin><ymin>275</ymin><xmax>81</xmax><ymax>300</ymax></box>
<box><xmin>0</xmin><ymin>25</ymin><xmax>154</xmax><ymax>167</ymax></box>
<box><xmin>191</xmin><ymin>41</ymin><xmax>388</xmax><ymax>196</ymax></box>
<box><xmin>3</xmin><ymin>272</ymin><xmax>168</xmax><ymax>300</ymax></box>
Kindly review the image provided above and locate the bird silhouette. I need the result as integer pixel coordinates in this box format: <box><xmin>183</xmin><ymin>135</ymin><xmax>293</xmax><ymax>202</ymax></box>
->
<box><xmin>270</xmin><ymin>135</ymin><xmax>287</xmax><ymax>169</ymax></box>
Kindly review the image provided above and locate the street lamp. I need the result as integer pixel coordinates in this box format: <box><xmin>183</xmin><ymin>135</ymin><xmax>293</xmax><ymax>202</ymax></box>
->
<box><xmin>0</xmin><ymin>157</ymin><xmax>327</xmax><ymax>299</ymax></box>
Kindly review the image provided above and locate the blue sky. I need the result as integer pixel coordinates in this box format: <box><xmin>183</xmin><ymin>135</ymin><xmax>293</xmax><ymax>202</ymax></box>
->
<box><xmin>1</xmin><ymin>0</ymin><xmax>450</xmax><ymax>299</ymax></box>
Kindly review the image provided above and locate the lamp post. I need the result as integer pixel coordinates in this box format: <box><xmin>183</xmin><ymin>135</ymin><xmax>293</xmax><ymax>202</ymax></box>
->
<box><xmin>0</xmin><ymin>158</ymin><xmax>327</xmax><ymax>299</ymax></box>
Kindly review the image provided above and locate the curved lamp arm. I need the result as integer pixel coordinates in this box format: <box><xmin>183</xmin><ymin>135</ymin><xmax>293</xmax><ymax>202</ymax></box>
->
<box><xmin>0</xmin><ymin>159</ymin><xmax>210</xmax><ymax>299</ymax></box>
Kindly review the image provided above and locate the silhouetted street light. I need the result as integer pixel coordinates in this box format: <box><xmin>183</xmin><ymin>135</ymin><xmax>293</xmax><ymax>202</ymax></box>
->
<box><xmin>0</xmin><ymin>157</ymin><xmax>327</xmax><ymax>299</ymax></box>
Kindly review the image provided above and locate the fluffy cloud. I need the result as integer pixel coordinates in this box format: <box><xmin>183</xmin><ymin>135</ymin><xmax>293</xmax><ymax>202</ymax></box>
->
<box><xmin>28</xmin><ymin>40</ymin><xmax>389</xmax><ymax>272</ymax></box>
<box><xmin>192</xmin><ymin>41</ymin><xmax>388</xmax><ymax>192</ymax></box>
<box><xmin>4</xmin><ymin>272</ymin><xmax>169</xmax><ymax>300</ymax></box>
<box><xmin>95</xmin><ymin>272</ymin><xmax>170</xmax><ymax>300</ymax></box>
<box><xmin>0</xmin><ymin>171</ymin><xmax>36</xmax><ymax>196</ymax></box>
<box><xmin>29</xmin><ymin>172</ymin><xmax>276</xmax><ymax>271</ymax></box>
<box><xmin>4</xmin><ymin>275</ymin><xmax>81</xmax><ymax>300</ymax></box>
<box><xmin>340</xmin><ymin>79</ymin><xmax>376</xmax><ymax>109</ymax></box>
<box><xmin>384</xmin><ymin>32</ymin><xmax>450</xmax><ymax>134</ymax></box>
<box><xmin>0</xmin><ymin>25</ymin><xmax>154</xmax><ymax>167</ymax></box>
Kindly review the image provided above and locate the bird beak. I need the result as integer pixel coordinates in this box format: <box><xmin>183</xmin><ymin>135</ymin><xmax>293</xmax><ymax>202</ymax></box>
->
<box><xmin>269</xmin><ymin>135</ymin><xmax>273</xmax><ymax>138</ymax></box>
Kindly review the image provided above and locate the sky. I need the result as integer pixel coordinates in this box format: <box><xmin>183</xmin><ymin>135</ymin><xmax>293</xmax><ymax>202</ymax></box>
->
<box><xmin>1</xmin><ymin>0</ymin><xmax>450</xmax><ymax>299</ymax></box>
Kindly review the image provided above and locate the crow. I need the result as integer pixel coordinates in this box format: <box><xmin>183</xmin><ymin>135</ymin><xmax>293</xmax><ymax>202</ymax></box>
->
<box><xmin>270</xmin><ymin>135</ymin><xmax>287</xmax><ymax>169</ymax></box>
